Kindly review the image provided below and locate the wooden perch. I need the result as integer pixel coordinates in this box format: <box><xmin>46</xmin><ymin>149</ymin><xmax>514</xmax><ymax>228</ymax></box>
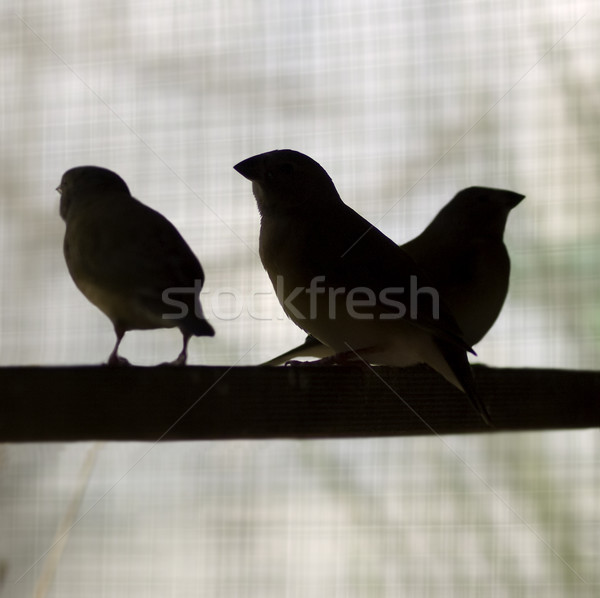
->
<box><xmin>0</xmin><ymin>364</ymin><xmax>598</xmax><ymax>442</ymax></box>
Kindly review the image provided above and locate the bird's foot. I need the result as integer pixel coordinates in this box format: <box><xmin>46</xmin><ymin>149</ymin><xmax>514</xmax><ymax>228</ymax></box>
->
<box><xmin>106</xmin><ymin>354</ymin><xmax>131</xmax><ymax>367</ymax></box>
<box><xmin>284</xmin><ymin>358</ymin><xmax>329</xmax><ymax>367</ymax></box>
<box><xmin>158</xmin><ymin>352</ymin><xmax>187</xmax><ymax>367</ymax></box>
<box><xmin>284</xmin><ymin>351</ymin><xmax>370</xmax><ymax>367</ymax></box>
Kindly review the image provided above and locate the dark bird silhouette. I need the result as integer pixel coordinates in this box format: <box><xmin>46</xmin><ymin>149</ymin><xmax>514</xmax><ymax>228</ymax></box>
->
<box><xmin>235</xmin><ymin>150</ymin><xmax>492</xmax><ymax>423</ymax></box>
<box><xmin>265</xmin><ymin>186</ymin><xmax>524</xmax><ymax>364</ymax></box>
<box><xmin>58</xmin><ymin>166</ymin><xmax>214</xmax><ymax>366</ymax></box>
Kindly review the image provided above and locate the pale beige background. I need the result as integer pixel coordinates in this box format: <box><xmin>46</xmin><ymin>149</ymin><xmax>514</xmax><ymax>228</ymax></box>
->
<box><xmin>1</xmin><ymin>1</ymin><xmax>598</xmax><ymax>596</ymax></box>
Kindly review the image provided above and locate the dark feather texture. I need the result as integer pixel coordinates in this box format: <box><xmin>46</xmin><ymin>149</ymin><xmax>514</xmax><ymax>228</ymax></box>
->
<box><xmin>59</xmin><ymin>166</ymin><xmax>214</xmax><ymax>365</ymax></box>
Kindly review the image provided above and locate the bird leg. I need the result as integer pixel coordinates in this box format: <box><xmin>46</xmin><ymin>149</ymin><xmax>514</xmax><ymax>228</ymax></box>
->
<box><xmin>169</xmin><ymin>332</ymin><xmax>191</xmax><ymax>366</ymax></box>
<box><xmin>107</xmin><ymin>328</ymin><xmax>130</xmax><ymax>366</ymax></box>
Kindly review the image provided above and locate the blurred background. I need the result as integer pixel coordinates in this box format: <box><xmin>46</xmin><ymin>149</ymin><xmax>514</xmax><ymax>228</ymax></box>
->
<box><xmin>1</xmin><ymin>0</ymin><xmax>599</xmax><ymax>596</ymax></box>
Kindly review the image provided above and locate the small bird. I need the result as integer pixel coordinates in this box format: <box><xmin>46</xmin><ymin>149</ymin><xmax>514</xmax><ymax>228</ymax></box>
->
<box><xmin>235</xmin><ymin>150</ymin><xmax>490</xmax><ymax>423</ymax></box>
<box><xmin>402</xmin><ymin>186</ymin><xmax>524</xmax><ymax>344</ymax></box>
<box><xmin>264</xmin><ymin>186</ymin><xmax>524</xmax><ymax>364</ymax></box>
<box><xmin>58</xmin><ymin>166</ymin><xmax>214</xmax><ymax>366</ymax></box>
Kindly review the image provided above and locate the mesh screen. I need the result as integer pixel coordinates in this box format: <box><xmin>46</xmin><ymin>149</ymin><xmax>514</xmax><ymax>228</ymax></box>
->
<box><xmin>1</xmin><ymin>1</ymin><xmax>599</xmax><ymax>596</ymax></box>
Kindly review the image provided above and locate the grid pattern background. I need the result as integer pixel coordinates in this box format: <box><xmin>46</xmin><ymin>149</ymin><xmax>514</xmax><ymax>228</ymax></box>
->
<box><xmin>1</xmin><ymin>1</ymin><xmax>599</xmax><ymax>596</ymax></box>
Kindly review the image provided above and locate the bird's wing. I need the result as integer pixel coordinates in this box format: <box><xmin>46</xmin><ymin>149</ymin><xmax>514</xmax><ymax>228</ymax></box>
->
<box><xmin>299</xmin><ymin>203</ymin><xmax>474</xmax><ymax>352</ymax></box>
<box><xmin>69</xmin><ymin>195</ymin><xmax>205</xmax><ymax>320</ymax></box>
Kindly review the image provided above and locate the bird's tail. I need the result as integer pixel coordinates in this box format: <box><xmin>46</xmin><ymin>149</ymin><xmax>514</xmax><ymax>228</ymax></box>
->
<box><xmin>183</xmin><ymin>315</ymin><xmax>215</xmax><ymax>337</ymax></box>
<box><xmin>177</xmin><ymin>293</ymin><xmax>215</xmax><ymax>337</ymax></box>
<box><xmin>434</xmin><ymin>339</ymin><xmax>491</xmax><ymax>426</ymax></box>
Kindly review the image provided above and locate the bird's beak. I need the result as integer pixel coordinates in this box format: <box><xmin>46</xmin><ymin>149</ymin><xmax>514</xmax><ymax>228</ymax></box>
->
<box><xmin>506</xmin><ymin>191</ymin><xmax>525</xmax><ymax>209</ymax></box>
<box><xmin>233</xmin><ymin>155</ymin><xmax>264</xmax><ymax>181</ymax></box>
<box><xmin>56</xmin><ymin>185</ymin><xmax>62</xmax><ymax>195</ymax></box>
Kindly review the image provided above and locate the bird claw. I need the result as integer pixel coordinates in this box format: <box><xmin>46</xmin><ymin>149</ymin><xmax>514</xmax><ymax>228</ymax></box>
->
<box><xmin>284</xmin><ymin>359</ymin><xmax>327</xmax><ymax>367</ymax></box>
<box><xmin>106</xmin><ymin>355</ymin><xmax>131</xmax><ymax>367</ymax></box>
<box><xmin>284</xmin><ymin>353</ymin><xmax>367</xmax><ymax>367</ymax></box>
<box><xmin>158</xmin><ymin>354</ymin><xmax>187</xmax><ymax>367</ymax></box>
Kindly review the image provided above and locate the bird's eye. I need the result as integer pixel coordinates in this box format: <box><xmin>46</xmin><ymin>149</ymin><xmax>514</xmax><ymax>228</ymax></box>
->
<box><xmin>266</xmin><ymin>163</ymin><xmax>294</xmax><ymax>180</ymax></box>
<box><xmin>278</xmin><ymin>163</ymin><xmax>294</xmax><ymax>175</ymax></box>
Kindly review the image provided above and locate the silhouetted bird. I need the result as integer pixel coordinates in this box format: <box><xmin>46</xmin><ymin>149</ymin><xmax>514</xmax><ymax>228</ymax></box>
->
<box><xmin>58</xmin><ymin>166</ymin><xmax>214</xmax><ymax>365</ymax></box>
<box><xmin>264</xmin><ymin>186</ymin><xmax>524</xmax><ymax>364</ymax></box>
<box><xmin>235</xmin><ymin>150</ymin><xmax>490</xmax><ymax>424</ymax></box>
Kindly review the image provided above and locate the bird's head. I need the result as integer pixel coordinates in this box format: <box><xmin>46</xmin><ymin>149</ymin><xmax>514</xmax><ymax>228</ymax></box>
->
<box><xmin>57</xmin><ymin>166</ymin><xmax>131</xmax><ymax>220</ymax></box>
<box><xmin>453</xmin><ymin>186</ymin><xmax>525</xmax><ymax>214</ymax></box>
<box><xmin>445</xmin><ymin>186</ymin><xmax>525</xmax><ymax>236</ymax></box>
<box><xmin>234</xmin><ymin>150</ymin><xmax>340</xmax><ymax>215</ymax></box>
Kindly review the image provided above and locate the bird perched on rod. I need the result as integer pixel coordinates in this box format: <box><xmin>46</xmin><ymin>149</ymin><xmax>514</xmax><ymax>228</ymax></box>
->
<box><xmin>264</xmin><ymin>186</ymin><xmax>525</xmax><ymax>365</ymax></box>
<box><xmin>58</xmin><ymin>166</ymin><xmax>214</xmax><ymax>366</ymax></box>
<box><xmin>234</xmin><ymin>149</ymin><xmax>490</xmax><ymax>423</ymax></box>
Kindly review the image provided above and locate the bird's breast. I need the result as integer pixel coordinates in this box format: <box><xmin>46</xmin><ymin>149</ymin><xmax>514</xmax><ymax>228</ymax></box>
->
<box><xmin>259</xmin><ymin>214</ymin><xmax>311</xmax><ymax>280</ymax></box>
<box><xmin>74</xmin><ymin>279</ymin><xmax>174</xmax><ymax>331</ymax></box>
